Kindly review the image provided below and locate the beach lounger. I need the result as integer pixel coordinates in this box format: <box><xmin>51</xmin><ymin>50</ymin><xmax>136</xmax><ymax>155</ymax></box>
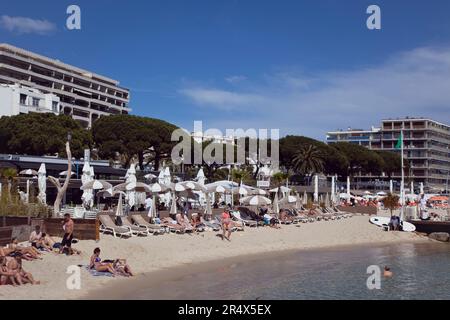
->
<box><xmin>231</xmin><ymin>211</ymin><xmax>257</xmax><ymax>227</ymax></box>
<box><xmin>215</xmin><ymin>216</ymin><xmax>244</xmax><ymax>232</ymax></box>
<box><xmin>161</xmin><ymin>218</ymin><xmax>185</xmax><ymax>234</ymax></box>
<box><xmin>131</xmin><ymin>215</ymin><xmax>166</xmax><ymax>235</ymax></box>
<box><xmin>98</xmin><ymin>215</ymin><xmax>133</xmax><ymax>238</ymax></box>
<box><xmin>200</xmin><ymin>217</ymin><xmax>221</xmax><ymax>231</ymax></box>
<box><xmin>122</xmin><ymin>217</ymin><xmax>149</xmax><ymax>236</ymax></box>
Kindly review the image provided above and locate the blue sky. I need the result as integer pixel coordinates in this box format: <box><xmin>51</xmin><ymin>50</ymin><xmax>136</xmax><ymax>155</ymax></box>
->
<box><xmin>1</xmin><ymin>0</ymin><xmax>450</xmax><ymax>139</ymax></box>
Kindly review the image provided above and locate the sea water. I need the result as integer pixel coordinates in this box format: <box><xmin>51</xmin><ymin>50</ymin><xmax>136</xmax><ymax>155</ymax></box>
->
<box><xmin>130</xmin><ymin>242</ymin><xmax>450</xmax><ymax>300</ymax></box>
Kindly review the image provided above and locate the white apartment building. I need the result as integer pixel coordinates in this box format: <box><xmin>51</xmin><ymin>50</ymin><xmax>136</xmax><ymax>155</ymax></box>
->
<box><xmin>0</xmin><ymin>43</ymin><xmax>130</xmax><ymax>128</ymax></box>
<box><xmin>0</xmin><ymin>83</ymin><xmax>60</xmax><ymax>117</ymax></box>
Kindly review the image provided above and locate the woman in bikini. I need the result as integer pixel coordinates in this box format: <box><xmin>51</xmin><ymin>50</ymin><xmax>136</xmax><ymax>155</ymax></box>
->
<box><xmin>6</xmin><ymin>255</ymin><xmax>40</xmax><ymax>285</ymax></box>
<box><xmin>0</xmin><ymin>256</ymin><xmax>22</xmax><ymax>286</ymax></box>
<box><xmin>89</xmin><ymin>248</ymin><xmax>117</xmax><ymax>276</ymax></box>
<box><xmin>221</xmin><ymin>209</ymin><xmax>233</xmax><ymax>241</ymax></box>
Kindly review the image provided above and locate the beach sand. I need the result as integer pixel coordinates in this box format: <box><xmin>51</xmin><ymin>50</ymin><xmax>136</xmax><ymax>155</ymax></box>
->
<box><xmin>0</xmin><ymin>213</ymin><xmax>433</xmax><ymax>300</ymax></box>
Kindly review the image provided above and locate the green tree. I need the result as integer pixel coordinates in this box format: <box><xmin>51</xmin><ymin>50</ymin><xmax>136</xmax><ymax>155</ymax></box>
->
<box><xmin>92</xmin><ymin>115</ymin><xmax>177</xmax><ymax>170</ymax></box>
<box><xmin>331</xmin><ymin>142</ymin><xmax>385</xmax><ymax>177</ymax></box>
<box><xmin>272</xmin><ymin>171</ymin><xmax>289</xmax><ymax>187</ymax></box>
<box><xmin>279</xmin><ymin>135</ymin><xmax>348</xmax><ymax>177</ymax></box>
<box><xmin>0</xmin><ymin>113</ymin><xmax>92</xmax><ymax>158</ymax></box>
<box><xmin>376</xmin><ymin>151</ymin><xmax>402</xmax><ymax>178</ymax></box>
<box><xmin>292</xmin><ymin>145</ymin><xmax>324</xmax><ymax>176</ymax></box>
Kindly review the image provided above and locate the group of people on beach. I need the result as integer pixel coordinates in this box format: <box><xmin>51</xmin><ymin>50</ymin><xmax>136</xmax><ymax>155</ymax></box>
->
<box><xmin>0</xmin><ymin>238</ymin><xmax>42</xmax><ymax>286</ymax></box>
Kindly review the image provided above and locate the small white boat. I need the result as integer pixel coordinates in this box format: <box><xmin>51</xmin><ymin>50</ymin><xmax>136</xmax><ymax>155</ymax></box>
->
<box><xmin>369</xmin><ymin>216</ymin><xmax>416</xmax><ymax>232</ymax></box>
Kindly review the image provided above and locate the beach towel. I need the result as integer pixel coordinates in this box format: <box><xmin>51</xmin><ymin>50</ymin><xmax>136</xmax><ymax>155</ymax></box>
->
<box><xmin>80</xmin><ymin>265</ymin><xmax>114</xmax><ymax>277</ymax></box>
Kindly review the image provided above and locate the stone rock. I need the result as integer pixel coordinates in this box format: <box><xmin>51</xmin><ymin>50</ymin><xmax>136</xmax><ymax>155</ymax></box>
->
<box><xmin>429</xmin><ymin>232</ymin><xmax>450</xmax><ymax>242</ymax></box>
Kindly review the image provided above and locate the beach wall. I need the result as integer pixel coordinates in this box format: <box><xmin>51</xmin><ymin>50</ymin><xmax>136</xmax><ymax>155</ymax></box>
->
<box><xmin>43</xmin><ymin>218</ymin><xmax>99</xmax><ymax>241</ymax></box>
<box><xmin>337</xmin><ymin>206</ymin><xmax>377</xmax><ymax>215</ymax></box>
<box><xmin>0</xmin><ymin>227</ymin><xmax>13</xmax><ymax>246</ymax></box>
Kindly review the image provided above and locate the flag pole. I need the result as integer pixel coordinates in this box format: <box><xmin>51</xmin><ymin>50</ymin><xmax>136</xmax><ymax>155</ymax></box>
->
<box><xmin>400</xmin><ymin>128</ymin><xmax>405</xmax><ymax>220</ymax></box>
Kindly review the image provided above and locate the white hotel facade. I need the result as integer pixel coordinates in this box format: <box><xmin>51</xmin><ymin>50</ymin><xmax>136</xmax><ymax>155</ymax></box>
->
<box><xmin>0</xmin><ymin>43</ymin><xmax>130</xmax><ymax>128</ymax></box>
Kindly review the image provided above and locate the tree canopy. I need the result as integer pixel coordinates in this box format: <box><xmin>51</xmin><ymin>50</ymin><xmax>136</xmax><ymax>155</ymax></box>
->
<box><xmin>0</xmin><ymin>113</ymin><xmax>92</xmax><ymax>158</ymax></box>
<box><xmin>91</xmin><ymin>114</ymin><xmax>178</xmax><ymax>170</ymax></box>
<box><xmin>279</xmin><ymin>135</ymin><xmax>348</xmax><ymax>177</ymax></box>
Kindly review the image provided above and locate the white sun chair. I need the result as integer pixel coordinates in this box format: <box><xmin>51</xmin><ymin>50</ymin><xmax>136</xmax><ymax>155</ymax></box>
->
<box><xmin>98</xmin><ymin>215</ymin><xmax>133</xmax><ymax>238</ymax></box>
<box><xmin>131</xmin><ymin>215</ymin><xmax>165</xmax><ymax>235</ymax></box>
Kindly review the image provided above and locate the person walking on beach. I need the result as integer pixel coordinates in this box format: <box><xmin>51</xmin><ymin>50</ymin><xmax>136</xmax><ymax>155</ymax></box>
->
<box><xmin>60</xmin><ymin>213</ymin><xmax>74</xmax><ymax>254</ymax></box>
<box><xmin>221</xmin><ymin>209</ymin><xmax>232</xmax><ymax>241</ymax></box>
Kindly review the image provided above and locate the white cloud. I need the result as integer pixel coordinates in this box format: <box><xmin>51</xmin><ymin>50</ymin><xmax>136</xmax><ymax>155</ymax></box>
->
<box><xmin>225</xmin><ymin>75</ymin><xmax>247</xmax><ymax>84</ymax></box>
<box><xmin>179</xmin><ymin>47</ymin><xmax>450</xmax><ymax>139</ymax></box>
<box><xmin>178</xmin><ymin>88</ymin><xmax>265</xmax><ymax>110</ymax></box>
<box><xmin>0</xmin><ymin>15</ymin><xmax>56</xmax><ymax>35</ymax></box>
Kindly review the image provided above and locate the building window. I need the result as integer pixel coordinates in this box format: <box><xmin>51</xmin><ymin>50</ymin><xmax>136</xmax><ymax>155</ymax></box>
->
<box><xmin>32</xmin><ymin>98</ymin><xmax>40</xmax><ymax>107</ymax></box>
<box><xmin>20</xmin><ymin>94</ymin><xmax>27</xmax><ymax>105</ymax></box>
<box><xmin>52</xmin><ymin>101</ymin><xmax>59</xmax><ymax>113</ymax></box>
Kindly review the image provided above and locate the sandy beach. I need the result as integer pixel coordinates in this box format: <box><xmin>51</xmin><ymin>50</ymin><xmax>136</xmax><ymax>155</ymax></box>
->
<box><xmin>0</xmin><ymin>213</ymin><xmax>433</xmax><ymax>300</ymax></box>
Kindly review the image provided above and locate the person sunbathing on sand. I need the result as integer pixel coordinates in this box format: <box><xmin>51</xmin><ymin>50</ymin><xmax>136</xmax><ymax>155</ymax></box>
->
<box><xmin>6</xmin><ymin>255</ymin><xmax>40</xmax><ymax>285</ymax></box>
<box><xmin>0</xmin><ymin>256</ymin><xmax>22</xmax><ymax>286</ymax></box>
<box><xmin>7</xmin><ymin>238</ymin><xmax>42</xmax><ymax>260</ymax></box>
<box><xmin>89</xmin><ymin>248</ymin><xmax>117</xmax><ymax>276</ymax></box>
<box><xmin>113</xmin><ymin>259</ymin><xmax>134</xmax><ymax>277</ymax></box>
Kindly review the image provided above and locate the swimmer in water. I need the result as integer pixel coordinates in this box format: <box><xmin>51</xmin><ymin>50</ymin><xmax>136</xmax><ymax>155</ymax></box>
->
<box><xmin>383</xmin><ymin>266</ymin><xmax>393</xmax><ymax>277</ymax></box>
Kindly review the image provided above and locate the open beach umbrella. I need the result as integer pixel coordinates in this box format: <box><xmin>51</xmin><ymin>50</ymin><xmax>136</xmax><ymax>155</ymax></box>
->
<box><xmin>205</xmin><ymin>184</ymin><xmax>227</xmax><ymax>193</ymax></box>
<box><xmin>180</xmin><ymin>181</ymin><xmax>207</xmax><ymax>192</ymax></box>
<box><xmin>19</xmin><ymin>169</ymin><xmax>38</xmax><ymax>204</ymax></box>
<box><xmin>59</xmin><ymin>170</ymin><xmax>75</xmax><ymax>177</ymax></box>
<box><xmin>19</xmin><ymin>169</ymin><xmax>38</xmax><ymax>176</ymax></box>
<box><xmin>37</xmin><ymin>164</ymin><xmax>47</xmax><ymax>205</ymax></box>
<box><xmin>144</xmin><ymin>173</ymin><xmax>157</xmax><ymax>180</ymax></box>
<box><xmin>240</xmin><ymin>195</ymin><xmax>272</xmax><ymax>206</ymax></box>
<box><xmin>149</xmin><ymin>182</ymin><xmax>169</xmax><ymax>193</ymax></box>
<box><xmin>280</xmin><ymin>195</ymin><xmax>297</xmax><ymax>205</ymax></box>
<box><xmin>114</xmin><ymin>181</ymin><xmax>152</xmax><ymax>193</ymax></box>
<box><xmin>81</xmin><ymin>179</ymin><xmax>112</xmax><ymax>191</ymax></box>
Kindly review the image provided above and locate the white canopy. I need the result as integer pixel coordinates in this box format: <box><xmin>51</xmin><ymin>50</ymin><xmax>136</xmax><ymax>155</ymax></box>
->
<box><xmin>240</xmin><ymin>195</ymin><xmax>272</xmax><ymax>206</ymax></box>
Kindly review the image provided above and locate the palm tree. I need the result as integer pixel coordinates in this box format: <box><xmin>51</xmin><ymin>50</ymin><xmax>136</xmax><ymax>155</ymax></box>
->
<box><xmin>292</xmin><ymin>145</ymin><xmax>324</xmax><ymax>180</ymax></box>
<box><xmin>231</xmin><ymin>168</ymin><xmax>250</xmax><ymax>183</ymax></box>
<box><xmin>272</xmin><ymin>172</ymin><xmax>289</xmax><ymax>187</ymax></box>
